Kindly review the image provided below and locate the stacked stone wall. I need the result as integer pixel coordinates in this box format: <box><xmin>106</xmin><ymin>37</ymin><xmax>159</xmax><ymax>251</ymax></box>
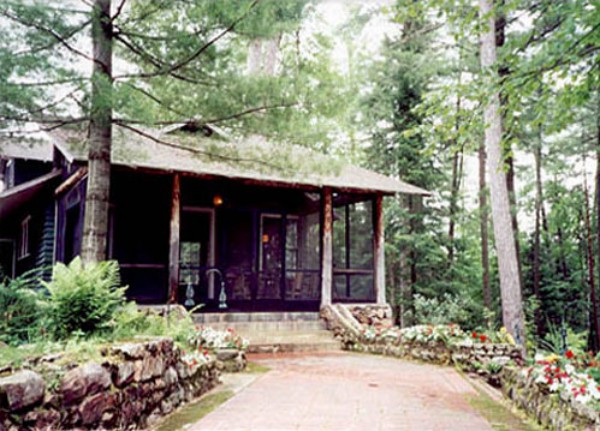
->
<box><xmin>0</xmin><ymin>338</ymin><xmax>220</xmax><ymax>430</ymax></box>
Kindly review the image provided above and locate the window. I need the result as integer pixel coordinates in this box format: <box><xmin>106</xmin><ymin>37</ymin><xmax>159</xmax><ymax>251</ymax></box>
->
<box><xmin>333</xmin><ymin>196</ymin><xmax>375</xmax><ymax>301</ymax></box>
<box><xmin>18</xmin><ymin>216</ymin><xmax>30</xmax><ymax>259</ymax></box>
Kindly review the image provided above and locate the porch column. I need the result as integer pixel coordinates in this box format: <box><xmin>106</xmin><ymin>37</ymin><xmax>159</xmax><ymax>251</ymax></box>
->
<box><xmin>320</xmin><ymin>187</ymin><xmax>333</xmax><ymax>307</ymax></box>
<box><xmin>374</xmin><ymin>194</ymin><xmax>386</xmax><ymax>305</ymax></box>
<box><xmin>168</xmin><ymin>173</ymin><xmax>181</xmax><ymax>304</ymax></box>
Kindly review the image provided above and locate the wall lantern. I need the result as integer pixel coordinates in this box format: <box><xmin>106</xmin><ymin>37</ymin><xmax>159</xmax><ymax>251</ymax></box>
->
<box><xmin>213</xmin><ymin>195</ymin><xmax>223</xmax><ymax>206</ymax></box>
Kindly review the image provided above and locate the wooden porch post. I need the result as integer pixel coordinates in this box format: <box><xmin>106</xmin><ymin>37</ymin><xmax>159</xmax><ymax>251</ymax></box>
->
<box><xmin>320</xmin><ymin>187</ymin><xmax>333</xmax><ymax>307</ymax></box>
<box><xmin>168</xmin><ymin>173</ymin><xmax>181</xmax><ymax>304</ymax></box>
<box><xmin>374</xmin><ymin>194</ymin><xmax>386</xmax><ymax>305</ymax></box>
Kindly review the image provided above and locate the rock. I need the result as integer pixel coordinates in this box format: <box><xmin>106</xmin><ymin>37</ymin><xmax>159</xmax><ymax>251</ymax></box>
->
<box><xmin>161</xmin><ymin>399</ymin><xmax>174</xmax><ymax>414</ymax></box>
<box><xmin>140</xmin><ymin>355</ymin><xmax>164</xmax><ymax>381</ymax></box>
<box><xmin>490</xmin><ymin>356</ymin><xmax>511</xmax><ymax>366</ymax></box>
<box><xmin>24</xmin><ymin>408</ymin><xmax>60</xmax><ymax>430</ymax></box>
<box><xmin>216</xmin><ymin>349</ymin><xmax>239</xmax><ymax>361</ymax></box>
<box><xmin>112</xmin><ymin>343</ymin><xmax>146</xmax><ymax>360</ymax></box>
<box><xmin>61</xmin><ymin>363</ymin><xmax>111</xmax><ymax>406</ymax></box>
<box><xmin>80</xmin><ymin>392</ymin><xmax>111</xmax><ymax>425</ymax></box>
<box><xmin>113</xmin><ymin>361</ymin><xmax>135</xmax><ymax>387</ymax></box>
<box><xmin>0</xmin><ymin>370</ymin><xmax>45</xmax><ymax>411</ymax></box>
<box><xmin>164</xmin><ymin>367</ymin><xmax>179</xmax><ymax>387</ymax></box>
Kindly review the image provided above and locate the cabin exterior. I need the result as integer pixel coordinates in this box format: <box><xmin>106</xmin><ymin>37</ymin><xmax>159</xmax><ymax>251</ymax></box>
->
<box><xmin>0</xmin><ymin>124</ymin><xmax>428</xmax><ymax>312</ymax></box>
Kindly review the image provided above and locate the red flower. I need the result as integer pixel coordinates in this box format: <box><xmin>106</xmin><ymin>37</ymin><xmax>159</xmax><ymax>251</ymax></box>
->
<box><xmin>479</xmin><ymin>334</ymin><xmax>487</xmax><ymax>342</ymax></box>
<box><xmin>565</xmin><ymin>350</ymin><xmax>575</xmax><ymax>360</ymax></box>
<box><xmin>472</xmin><ymin>332</ymin><xmax>478</xmax><ymax>339</ymax></box>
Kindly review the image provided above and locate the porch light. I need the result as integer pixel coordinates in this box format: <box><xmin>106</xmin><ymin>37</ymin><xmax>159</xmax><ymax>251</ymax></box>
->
<box><xmin>213</xmin><ymin>195</ymin><xmax>223</xmax><ymax>206</ymax></box>
<box><xmin>262</xmin><ymin>234</ymin><xmax>269</xmax><ymax>243</ymax></box>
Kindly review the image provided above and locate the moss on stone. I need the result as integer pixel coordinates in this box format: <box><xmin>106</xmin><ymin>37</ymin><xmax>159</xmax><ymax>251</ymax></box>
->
<box><xmin>466</xmin><ymin>386</ymin><xmax>542</xmax><ymax>431</ymax></box>
<box><xmin>153</xmin><ymin>390</ymin><xmax>234</xmax><ymax>431</ymax></box>
<box><xmin>243</xmin><ymin>362</ymin><xmax>271</xmax><ymax>374</ymax></box>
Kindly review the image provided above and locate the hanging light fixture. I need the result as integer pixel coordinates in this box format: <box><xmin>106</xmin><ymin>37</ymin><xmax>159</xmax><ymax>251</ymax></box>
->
<box><xmin>213</xmin><ymin>194</ymin><xmax>223</xmax><ymax>206</ymax></box>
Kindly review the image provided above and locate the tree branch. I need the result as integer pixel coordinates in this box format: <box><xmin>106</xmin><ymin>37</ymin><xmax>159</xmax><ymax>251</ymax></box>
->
<box><xmin>120</xmin><ymin>82</ymin><xmax>189</xmax><ymax>118</ymax></box>
<box><xmin>0</xmin><ymin>9</ymin><xmax>96</xmax><ymax>63</ymax></box>
<box><xmin>113</xmin><ymin>33</ymin><xmax>213</xmax><ymax>85</ymax></box>
<box><xmin>14</xmin><ymin>18</ymin><xmax>92</xmax><ymax>57</ymax></box>
<box><xmin>114</xmin><ymin>101</ymin><xmax>298</xmax><ymax>127</ymax></box>
<box><xmin>111</xmin><ymin>0</ymin><xmax>127</xmax><ymax>21</ymax></box>
<box><xmin>115</xmin><ymin>0</ymin><xmax>260</xmax><ymax>81</ymax></box>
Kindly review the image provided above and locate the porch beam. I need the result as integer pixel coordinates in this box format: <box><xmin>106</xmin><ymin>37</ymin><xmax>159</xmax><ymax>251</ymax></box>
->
<box><xmin>320</xmin><ymin>187</ymin><xmax>333</xmax><ymax>307</ymax></box>
<box><xmin>374</xmin><ymin>194</ymin><xmax>386</xmax><ymax>305</ymax></box>
<box><xmin>168</xmin><ymin>173</ymin><xmax>181</xmax><ymax>304</ymax></box>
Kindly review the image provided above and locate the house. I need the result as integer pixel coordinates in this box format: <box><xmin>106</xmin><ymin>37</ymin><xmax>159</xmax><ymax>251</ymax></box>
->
<box><xmin>0</xmin><ymin>123</ymin><xmax>428</xmax><ymax>312</ymax></box>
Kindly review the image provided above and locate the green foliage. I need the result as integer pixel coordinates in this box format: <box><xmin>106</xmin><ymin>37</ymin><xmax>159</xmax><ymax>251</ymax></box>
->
<box><xmin>43</xmin><ymin>258</ymin><xmax>127</xmax><ymax>339</ymax></box>
<box><xmin>413</xmin><ymin>293</ymin><xmax>484</xmax><ymax>328</ymax></box>
<box><xmin>110</xmin><ymin>302</ymin><xmax>197</xmax><ymax>345</ymax></box>
<box><xmin>0</xmin><ymin>269</ymin><xmax>45</xmax><ymax>346</ymax></box>
<box><xmin>539</xmin><ymin>322</ymin><xmax>588</xmax><ymax>355</ymax></box>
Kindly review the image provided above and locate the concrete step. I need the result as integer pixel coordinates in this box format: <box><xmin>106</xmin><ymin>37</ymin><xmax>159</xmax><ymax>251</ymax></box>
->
<box><xmin>193</xmin><ymin>311</ymin><xmax>341</xmax><ymax>353</ymax></box>
<box><xmin>198</xmin><ymin>320</ymin><xmax>326</xmax><ymax>332</ymax></box>
<box><xmin>193</xmin><ymin>312</ymin><xmax>321</xmax><ymax>324</ymax></box>
<box><xmin>242</xmin><ymin>330</ymin><xmax>341</xmax><ymax>353</ymax></box>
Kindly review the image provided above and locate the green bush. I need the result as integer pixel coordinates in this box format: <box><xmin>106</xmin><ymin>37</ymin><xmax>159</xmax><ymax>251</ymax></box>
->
<box><xmin>413</xmin><ymin>293</ymin><xmax>483</xmax><ymax>328</ymax></box>
<box><xmin>0</xmin><ymin>269</ymin><xmax>45</xmax><ymax>345</ymax></box>
<box><xmin>111</xmin><ymin>302</ymin><xmax>198</xmax><ymax>345</ymax></box>
<box><xmin>43</xmin><ymin>258</ymin><xmax>127</xmax><ymax>339</ymax></box>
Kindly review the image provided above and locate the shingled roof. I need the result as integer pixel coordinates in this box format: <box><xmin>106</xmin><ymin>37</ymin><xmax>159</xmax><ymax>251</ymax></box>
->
<box><xmin>0</xmin><ymin>124</ymin><xmax>430</xmax><ymax>195</ymax></box>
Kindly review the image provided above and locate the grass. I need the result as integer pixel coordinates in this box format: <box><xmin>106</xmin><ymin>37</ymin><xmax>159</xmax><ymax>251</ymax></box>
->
<box><xmin>153</xmin><ymin>390</ymin><xmax>234</xmax><ymax>431</ymax></box>
<box><xmin>244</xmin><ymin>361</ymin><xmax>271</xmax><ymax>374</ymax></box>
<box><xmin>466</xmin><ymin>384</ymin><xmax>542</xmax><ymax>431</ymax></box>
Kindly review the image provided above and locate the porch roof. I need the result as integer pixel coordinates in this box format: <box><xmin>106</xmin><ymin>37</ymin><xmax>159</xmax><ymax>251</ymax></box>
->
<box><xmin>0</xmin><ymin>169</ymin><xmax>61</xmax><ymax>220</ymax></box>
<box><xmin>1</xmin><ymin>125</ymin><xmax>430</xmax><ymax>195</ymax></box>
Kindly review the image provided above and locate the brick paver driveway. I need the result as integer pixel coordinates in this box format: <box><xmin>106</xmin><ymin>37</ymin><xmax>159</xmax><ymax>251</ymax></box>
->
<box><xmin>190</xmin><ymin>352</ymin><xmax>495</xmax><ymax>431</ymax></box>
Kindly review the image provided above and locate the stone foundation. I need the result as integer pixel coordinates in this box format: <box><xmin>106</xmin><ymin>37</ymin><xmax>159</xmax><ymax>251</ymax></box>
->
<box><xmin>0</xmin><ymin>338</ymin><xmax>220</xmax><ymax>430</ymax></box>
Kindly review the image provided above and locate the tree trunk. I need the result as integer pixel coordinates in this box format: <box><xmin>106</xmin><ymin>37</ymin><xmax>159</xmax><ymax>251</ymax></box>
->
<box><xmin>247</xmin><ymin>35</ymin><xmax>281</xmax><ymax>76</ymax></box>
<box><xmin>448</xmin><ymin>147</ymin><xmax>460</xmax><ymax>263</ymax></box>
<box><xmin>505</xmin><ymin>157</ymin><xmax>523</xmax><ymax>286</ymax></box>
<box><xmin>0</xmin><ymin>159</ymin><xmax>6</xmax><ymax>193</ymax></box>
<box><xmin>479</xmin><ymin>0</ymin><xmax>525</xmax><ymax>345</ymax></box>
<box><xmin>495</xmin><ymin>0</ymin><xmax>523</xmax><ymax>289</ymax></box>
<box><xmin>583</xmin><ymin>159</ymin><xmax>600</xmax><ymax>351</ymax></box>
<box><xmin>532</xmin><ymin>129</ymin><xmax>544</xmax><ymax>334</ymax></box>
<box><xmin>594</xmin><ymin>94</ymin><xmax>600</xmax><ymax>350</ymax></box>
<box><xmin>479</xmin><ymin>142</ymin><xmax>492</xmax><ymax>310</ymax></box>
<box><xmin>81</xmin><ymin>0</ymin><xmax>113</xmax><ymax>263</ymax></box>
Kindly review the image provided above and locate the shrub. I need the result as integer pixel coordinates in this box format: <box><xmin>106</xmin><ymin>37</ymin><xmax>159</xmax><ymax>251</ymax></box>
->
<box><xmin>413</xmin><ymin>293</ymin><xmax>483</xmax><ymax>328</ymax></box>
<box><xmin>0</xmin><ymin>269</ymin><xmax>45</xmax><ymax>345</ymax></box>
<box><xmin>43</xmin><ymin>258</ymin><xmax>127</xmax><ymax>339</ymax></box>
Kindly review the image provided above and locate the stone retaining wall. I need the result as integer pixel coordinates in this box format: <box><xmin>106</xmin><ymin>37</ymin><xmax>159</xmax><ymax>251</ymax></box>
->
<box><xmin>321</xmin><ymin>304</ymin><xmax>599</xmax><ymax>430</ymax></box>
<box><xmin>501</xmin><ymin>367</ymin><xmax>599</xmax><ymax>430</ymax></box>
<box><xmin>0</xmin><ymin>338</ymin><xmax>220</xmax><ymax>430</ymax></box>
<box><xmin>345</xmin><ymin>304</ymin><xmax>393</xmax><ymax>328</ymax></box>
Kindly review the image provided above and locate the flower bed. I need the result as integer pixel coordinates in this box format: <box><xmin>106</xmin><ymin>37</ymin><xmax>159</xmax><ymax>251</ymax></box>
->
<box><xmin>188</xmin><ymin>326</ymin><xmax>248</xmax><ymax>373</ymax></box>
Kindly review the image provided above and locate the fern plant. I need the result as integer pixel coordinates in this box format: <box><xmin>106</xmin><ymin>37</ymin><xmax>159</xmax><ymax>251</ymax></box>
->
<box><xmin>43</xmin><ymin>258</ymin><xmax>127</xmax><ymax>339</ymax></box>
<box><xmin>0</xmin><ymin>268</ymin><xmax>46</xmax><ymax>345</ymax></box>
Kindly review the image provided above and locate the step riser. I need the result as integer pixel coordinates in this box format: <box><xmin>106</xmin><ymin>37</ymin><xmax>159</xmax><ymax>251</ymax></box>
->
<box><xmin>197</xmin><ymin>321</ymin><xmax>326</xmax><ymax>332</ymax></box>
<box><xmin>193</xmin><ymin>312</ymin><xmax>321</xmax><ymax>324</ymax></box>
<box><xmin>193</xmin><ymin>311</ymin><xmax>341</xmax><ymax>353</ymax></box>
<box><xmin>247</xmin><ymin>342</ymin><xmax>341</xmax><ymax>354</ymax></box>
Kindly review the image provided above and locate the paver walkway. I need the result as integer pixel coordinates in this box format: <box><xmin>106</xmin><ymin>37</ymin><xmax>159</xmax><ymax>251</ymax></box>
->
<box><xmin>189</xmin><ymin>352</ymin><xmax>497</xmax><ymax>431</ymax></box>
